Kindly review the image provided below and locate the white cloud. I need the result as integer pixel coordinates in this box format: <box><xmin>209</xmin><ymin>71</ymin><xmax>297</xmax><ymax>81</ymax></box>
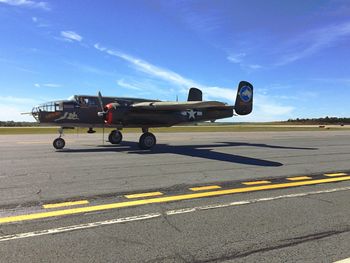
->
<box><xmin>64</xmin><ymin>61</ymin><xmax>116</xmax><ymax>76</ymax></box>
<box><xmin>117</xmin><ymin>79</ymin><xmax>142</xmax><ymax>91</ymax></box>
<box><xmin>31</xmin><ymin>16</ymin><xmax>50</xmax><ymax>27</ymax></box>
<box><xmin>94</xmin><ymin>44</ymin><xmax>295</xmax><ymax>121</ymax></box>
<box><xmin>277</xmin><ymin>21</ymin><xmax>350</xmax><ymax>65</ymax></box>
<box><xmin>34</xmin><ymin>83</ymin><xmax>61</xmax><ymax>88</ymax></box>
<box><xmin>240</xmin><ymin>94</ymin><xmax>295</xmax><ymax>122</ymax></box>
<box><xmin>0</xmin><ymin>96</ymin><xmax>41</xmax><ymax>121</ymax></box>
<box><xmin>94</xmin><ymin>43</ymin><xmax>235</xmax><ymax>102</ymax></box>
<box><xmin>60</xmin><ymin>31</ymin><xmax>83</xmax><ymax>42</ymax></box>
<box><xmin>227</xmin><ymin>53</ymin><xmax>262</xmax><ymax>71</ymax></box>
<box><xmin>0</xmin><ymin>0</ymin><xmax>50</xmax><ymax>10</ymax></box>
<box><xmin>0</xmin><ymin>105</ymin><xmax>35</xmax><ymax>121</ymax></box>
<box><xmin>227</xmin><ymin>53</ymin><xmax>246</xmax><ymax>64</ymax></box>
<box><xmin>0</xmin><ymin>96</ymin><xmax>39</xmax><ymax>104</ymax></box>
<box><xmin>248</xmin><ymin>64</ymin><xmax>262</xmax><ymax>70</ymax></box>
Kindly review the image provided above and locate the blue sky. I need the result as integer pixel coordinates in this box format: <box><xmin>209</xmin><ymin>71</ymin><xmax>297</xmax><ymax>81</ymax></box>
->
<box><xmin>0</xmin><ymin>0</ymin><xmax>350</xmax><ymax>122</ymax></box>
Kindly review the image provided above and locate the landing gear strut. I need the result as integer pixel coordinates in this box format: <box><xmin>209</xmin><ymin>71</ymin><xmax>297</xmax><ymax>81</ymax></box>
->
<box><xmin>53</xmin><ymin>127</ymin><xmax>65</xmax><ymax>150</ymax></box>
<box><xmin>108</xmin><ymin>130</ymin><xmax>123</xmax><ymax>144</ymax></box>
<box><xmin>139</xmin><ymin>128</ymin><xmax>156</xmax><ymax>149</ymax></box>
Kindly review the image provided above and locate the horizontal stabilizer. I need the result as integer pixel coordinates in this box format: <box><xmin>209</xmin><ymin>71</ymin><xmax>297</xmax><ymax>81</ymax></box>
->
<box><xmin>132</xmin><ymin>101</ymin><xmax>229</xmax><ymax>110</ymax></box>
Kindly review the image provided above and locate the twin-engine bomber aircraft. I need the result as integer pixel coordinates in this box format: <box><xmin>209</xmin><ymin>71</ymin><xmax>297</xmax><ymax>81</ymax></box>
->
<box><xmin>30</xmin><ymin>81</ymin><xmax>253</xmax><ymax>150</ymax></box>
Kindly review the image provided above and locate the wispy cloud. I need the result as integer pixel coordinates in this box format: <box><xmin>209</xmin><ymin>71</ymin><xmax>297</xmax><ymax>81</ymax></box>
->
<box><xmin>117</xmin><ymin>79</ymin><xmax>143</xmax><ymax>91</ymax></box>
<box><xmin>240</xmin><ymin>94</ymin><xmax>295</xmax><ymax>122</ymax></box>
<box><xmin>34</xmin><ymin>83</ymin><xmax>61</xmax><ymax>88</ymax></box>
<box><xmin>276</xmin><ymin>21</ymin><xmax>350</xmax><ymax>66</ymax></box>
<box><xmin>0</xmin><ymin>95</ymin><xmax>39</xmax><ymax>104</ymax></box>
<box><xmin>95</xmin><ymin>43</ymin><xmax>197</xmax><ymax>91</ymax></box>
<box><xmin>31</xmin><ymin>16</ymin><xmax>50</xmax><ymax>27</ymax></box>
<box><xmin>227</xmin><ymin>53</ymin><xmax>262</xmax><ymax>71</ymax></box>
<box><xmin>94</xmin><ymin>43</ymin><xmax>235</xmax><ymax>101</ymax></box>
<box><xmin>60</xmin><ymin>31</ymin><xmax>83</xmax><ymax>42</ymax></box>
<box><xmin>248</xmin><ymin>64</ymin><xmax>262</xmax><ymax>70</ymax></box>
<box><xmin>227</xmin><ymin>53</ymin><xmax>246</xmax><ymax>64</ymax></box>
<box><xmin>64</xmin><ymin>61</ymin><xmax>116</xmax><ymax>76</ymax></box>
<box><xmin>0</xmin><ymin>0</ymin><xmax>50</xmax><ymax>10</ymax></box>
<box><xmin>0</xmin><ymin>96</ymin><xmax>42</xmax><ymax>121</ymax></box>
<box><xmin>95</xmin><ymin>43</ymin><xmax>294</xmax><ymax>121</ymax></box>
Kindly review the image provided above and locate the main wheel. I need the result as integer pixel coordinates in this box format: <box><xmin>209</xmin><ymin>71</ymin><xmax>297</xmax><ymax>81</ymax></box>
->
<box><xmin>108</xmin><ymin>130</ymin><xmax>123</xmax><ymax>144</ymax></box>
<box><xmin>53</xmin><ymin>138</ymin><xmax>65</xmax><ymax>149</ymax></box>
<box><xmin>139</xmin><ymin>132</ymin><xmax>156</xmax><ymax>150</ymax></box>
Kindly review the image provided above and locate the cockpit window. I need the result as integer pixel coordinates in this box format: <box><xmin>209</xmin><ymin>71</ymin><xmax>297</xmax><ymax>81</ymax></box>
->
<box><xmin>77</xmin><ymin>96</ymin><xmax>98</xmax><ymax>107</ymax></box>
<box><xmin>34</xmin><ymin>102</ymin><xmax>57</xmax><ymax>112</ymax></box>
<box><xmin>56</xmin><ymin>102</ymin><xmax>63</xmax><ymax>111</ymax></box>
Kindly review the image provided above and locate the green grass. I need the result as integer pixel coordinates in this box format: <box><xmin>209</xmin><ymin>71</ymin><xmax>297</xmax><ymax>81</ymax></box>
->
<box><xmin>0</xmin><ymin>125</ymin><xmax>349</xmax><ymax>135</ymax></box>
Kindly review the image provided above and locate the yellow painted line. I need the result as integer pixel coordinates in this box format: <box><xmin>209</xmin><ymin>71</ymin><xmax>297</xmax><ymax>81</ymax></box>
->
<box><xmin>125</xmin><ymin>192</ymin><xmax>163</xmax><ymax>199</ymax></box>
<box><xmin>43</xmin><ymin>200</ymin><xmax>89</xmax><ymax>209</ymax></box>
<box><xmin>242</xmin><ymin>180</ymin><xmax>271</xmax><ymax>186</ymax></box>
<box><xmin>287</xmin><ymin>176</ymin><xmax>312</xmax><ymax>181</ymax></box>
<box><xmin>324</xmin><ymin>173</ymin><xmax>348</xmax><ymax>177</ymax></box>
<box><xmin>1</xmin><ymin>176</ymin><xmax>350</xmax><ymax>224</ymax></box>
<box><xmin>190</xmin><ymin>185</ymin><xmax>222</xmax><ymax>191</ymax></box>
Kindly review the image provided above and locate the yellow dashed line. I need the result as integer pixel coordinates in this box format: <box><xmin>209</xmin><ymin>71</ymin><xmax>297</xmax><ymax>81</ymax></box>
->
<box><xmin>125</xmin><ymin>192</ymin><xmax>163</xmax><ymax>199</ymax></box>
<box><xmin>324</xmin><ymin>173</ymin><xmax>348</xmax><ymax>177</ymax></box>
<box><xmin>43</xmin><ymin>200</ymin><xmax>89</xmax><ymax>209</ymax></box>
<box><xmin>190</xmin><ymin>185</ymin><xmax>222</xmax><ymax>191</ymax></box>
<box><xmin>242</xmin><ymin>180</ymin><xmax>271</xmax><ymax>186</ymax></box>
<box><xmin>287</xmin><ymin>176</ymin><xmax>312</xmax><ymax>181</ymax></box>
<box><xmin>1</xmin><ymin>176</ymin><xmax>350</xmax><ymax>224</ymax></box>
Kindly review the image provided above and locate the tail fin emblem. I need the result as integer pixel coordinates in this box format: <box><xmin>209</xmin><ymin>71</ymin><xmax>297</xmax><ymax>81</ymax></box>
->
<box><xmin>239</xmin><ymin>86</ymin><xmax>252</xmax><ymax>103</ymax></box>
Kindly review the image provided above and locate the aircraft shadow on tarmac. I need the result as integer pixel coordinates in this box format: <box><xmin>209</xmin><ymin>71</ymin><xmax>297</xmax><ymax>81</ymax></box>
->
<box><xmin>59</xmin><ymin>141</ymin><xmax>318</xmax><ymax>167</ymax></box>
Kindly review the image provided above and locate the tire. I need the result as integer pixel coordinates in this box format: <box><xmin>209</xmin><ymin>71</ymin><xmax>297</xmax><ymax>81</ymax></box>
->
<box><xmin>139</xmin><ymin>132</ymin><xmax>156</xmax><ymax>150</ymax></box>
<box><xmin>108</xmin><ymin>130</ymin><xmax>123</xmax><ymax>144</ymax></box>
<box><xmin>53</xmin><ymin>138</ymin><xmax>65</xmax><ymax>149</ymax></box>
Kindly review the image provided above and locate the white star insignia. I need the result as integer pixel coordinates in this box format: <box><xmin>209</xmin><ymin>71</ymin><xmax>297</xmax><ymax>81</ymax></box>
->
<box><xmin>187</xmin><ymin>109</ymin><xmax>196</xmax><ymax>120</ymax></box>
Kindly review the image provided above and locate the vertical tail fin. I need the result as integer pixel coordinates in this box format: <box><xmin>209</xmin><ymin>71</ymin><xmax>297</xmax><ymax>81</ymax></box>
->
<box><xmin>234</xmin><ymin>81</ymin><xmax>253</xmax><ymax>115</ymax></box>
<box><xmin>187</xmin><ymin>87</ymin><xmax>202</xmax><ymax>101</ymax></box>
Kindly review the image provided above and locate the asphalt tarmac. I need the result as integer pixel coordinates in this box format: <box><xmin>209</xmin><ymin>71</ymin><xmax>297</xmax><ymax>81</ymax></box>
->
<box><xmin>0</xmin><ymin>130</ymin><xmax>349</xmax><ymax>262</ymax></box>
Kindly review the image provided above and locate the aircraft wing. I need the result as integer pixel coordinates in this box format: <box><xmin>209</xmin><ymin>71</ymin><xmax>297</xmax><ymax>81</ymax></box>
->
<box><xmin>132</xmin><ymin>101</ymin><xmax>230</xmax><ymax>110</ymax></box>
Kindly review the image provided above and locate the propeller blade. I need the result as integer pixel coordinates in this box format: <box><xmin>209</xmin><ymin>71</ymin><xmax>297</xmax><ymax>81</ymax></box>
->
<box><xmin>98</xmin><ymin>91</ymin><xmax>104</xmax><ymax>112</ymax></box>
<box><xmin>97</xmin><ymin>91</ymin><xmax>106</xmax><ymax>117</ymax></box>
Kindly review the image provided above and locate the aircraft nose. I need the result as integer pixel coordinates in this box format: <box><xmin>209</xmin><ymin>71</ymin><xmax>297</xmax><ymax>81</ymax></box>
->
<box><xmin>31</xmin><ymin>107</ymin><xmax>40</xmax><ymax>121</ymax></box>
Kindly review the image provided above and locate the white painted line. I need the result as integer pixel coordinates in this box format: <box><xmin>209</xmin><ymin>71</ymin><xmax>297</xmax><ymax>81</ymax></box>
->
<box><xmin>1</xmin><ymin>186</ymin><xmax>350</xmax><ymax>242</ymax></box>
<box><xmin>334</xmin><ymin>258</ymin><xmax>350</xmax><ymax>263</ymax></box>
<box><xmin>0</xmin><ymin>213</ymin><xmax>161</xmax><ymax>242</ymax></box>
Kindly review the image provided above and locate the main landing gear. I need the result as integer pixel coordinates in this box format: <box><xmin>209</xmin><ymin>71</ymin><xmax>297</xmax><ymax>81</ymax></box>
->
<box><xmin>52</xmin><ymin>128</ymin><xmax>157</xmax><ymax>150</ymax></box>
<box><xmin>139</xmin><ymin>132</ymin><xmax>156</xmax><ymax>150</ymax></box>
<box><xmin>53</xmin><ymin>127</ymin><xmax>66</xmax><ymax>150</ymax></box>
<box><xmin>108</xmin><ymin>130</ymin><xmax>123</xmax><ymax>144</ymax></box>
<box><xmin>107</xmin><ymin>128</ymin><xmax>156</xmax><ymax>149</ymax></box>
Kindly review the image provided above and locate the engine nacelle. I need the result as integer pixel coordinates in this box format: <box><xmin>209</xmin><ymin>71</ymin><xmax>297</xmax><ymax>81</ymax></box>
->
<box><xmin>104</xmin><ymin>103</ymin><xmax>120</xmax><ymax>125</ymax></box>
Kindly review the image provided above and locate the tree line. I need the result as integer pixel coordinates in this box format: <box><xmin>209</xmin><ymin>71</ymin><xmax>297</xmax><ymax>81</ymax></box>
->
<box><xmin>287</xmin><ymin>117</ymin><xmax>350</xmax><ymax>124</ymax></box>
<box><xmin>0</xmin><ymin>121</ymin><xmax>39</xmax><ymax>127</ymax></box>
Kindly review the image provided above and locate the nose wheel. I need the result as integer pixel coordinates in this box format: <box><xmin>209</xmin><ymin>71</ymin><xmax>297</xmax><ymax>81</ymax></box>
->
<box><xmin>108</xmin><ymin>130</ymin><xmax>123</xmax><ymax>144</ymax></box>
<box><xmin>139</xmin><ymin>132</ymin><xmax>156</xmax><ymax>150</ymax></box>
<box><xmin>53</xmin><ymin>127</ymin><xmax>66</xmax><ymax>149</ymax></box>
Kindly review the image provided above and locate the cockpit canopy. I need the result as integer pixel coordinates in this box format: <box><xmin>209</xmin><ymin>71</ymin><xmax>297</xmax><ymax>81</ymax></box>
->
<box><xmin>74</xmin><ymin>95</ymin><xmax>99</xmax><ymax>107</ymax></box>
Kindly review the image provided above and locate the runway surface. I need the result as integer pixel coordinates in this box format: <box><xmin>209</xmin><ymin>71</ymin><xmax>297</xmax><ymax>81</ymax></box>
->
<box><xmin>0</xmin><ymin>130</ymin><xmax>349</xmax><ymax>262</ymax></box>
